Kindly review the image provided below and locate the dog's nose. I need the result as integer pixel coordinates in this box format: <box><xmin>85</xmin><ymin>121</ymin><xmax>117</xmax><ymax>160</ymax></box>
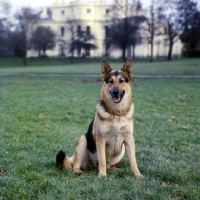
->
<box><xmin>112</xmin><ymin>88</ymin><xmax>119</xmax><ymax>96</ymax></box>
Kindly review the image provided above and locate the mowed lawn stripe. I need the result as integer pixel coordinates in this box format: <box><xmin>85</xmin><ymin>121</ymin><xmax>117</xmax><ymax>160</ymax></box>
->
<box><xmin>0</xmin><ymin>58</ymin><xmax>200</xmax><ymax>75</ymax></box>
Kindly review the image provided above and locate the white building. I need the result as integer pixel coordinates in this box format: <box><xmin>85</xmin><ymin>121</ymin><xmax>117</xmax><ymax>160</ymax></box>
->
<box><xmin>27</xmin><ymin>0</ymin><xmax>182</xmax><ymax>58</ymax></box>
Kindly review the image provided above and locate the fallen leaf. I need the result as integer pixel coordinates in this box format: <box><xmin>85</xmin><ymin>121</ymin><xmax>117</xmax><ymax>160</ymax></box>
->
<box><xmin>170</xmin><ymin>116</ymin><xmax>176</xmax><ymax>119</ymax></box>
<box><xmin>175</xmin><ymin>184</ymin><xmax>179</xmax><ymax>188</ymax></box>
<box><xmin>182</xmin><ymin>125</ymin><xmax>189</xmax><ymax>130</ymax></box>
<box><xmin>148</xmin><ymin>124</ymin><xmax>153</xmax><ymax>128</ymax></box>
<box><xmin>161</xmin><ymin>181</ymin><xmax>170</xmax><ymax>187</ymax></box>
<box><xmin>38</xmin><ymin>114</ymin><xmax>46</xmax><ymax>119</ymax></box>
<box><xmin>0</xmin><ymin>170</ymin><xmax>6</xmax><ymax>176</ymax></box>
<box><xmin>140</xmin><ymin>153</ymin><xmax>145</xmax><ymax>157</ymax></box>
<box><xmin>25</xmin><ymin>144</ymin><xmax>28</xmax><ymax>150</ymax></box>
<box><xmin>167</xmin><ymin>119</ymin><xmax>173</xmax><ymax>122</ymax></box>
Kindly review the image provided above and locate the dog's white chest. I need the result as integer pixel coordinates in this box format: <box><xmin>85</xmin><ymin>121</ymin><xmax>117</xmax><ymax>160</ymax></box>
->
<box><xmin>100</xmin><ymin>118</ymin><xmax>132</xmax><ymax>158</ymax></box>
<box><xmin>100</xmin><ymin>117</ymin><xmax>133</xmax><ymax>138</ymax></box>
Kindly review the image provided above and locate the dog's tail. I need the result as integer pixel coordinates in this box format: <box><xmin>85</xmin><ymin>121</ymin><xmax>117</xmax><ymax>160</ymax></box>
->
<box><xmin>56</xmin><ymin>150</ymin><xmax>73</xmax><ymax>169</ymax></box>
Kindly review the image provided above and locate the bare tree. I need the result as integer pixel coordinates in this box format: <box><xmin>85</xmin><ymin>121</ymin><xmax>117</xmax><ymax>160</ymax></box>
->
<box><xmin>30</xmin><ymin>26</ymin><xmax>56</xmax><ymax>57</ymax></box>
<box><xmin>14</xmin><ymin>7</ymin><xmax>39</xmax><ymax>66</ymax></box>
<box><xmin>75</xmin><ymin>26</ymin><xmax>97</xmax><ymax>58</ymax></box>
<box><xmin>108</xmin><ymin>0</ymin><xmax>145</xmax><ymax>61</ymax></box>
<box><xmin>0</xmin><ymin>19</ymin><xmax>13</xmax><ymax>56</ymax></box>
<box><xmin>59</xmin><ymin>20</ymin><xmax>97</xmax><ymax>63</ymax></box>
<box><xmin>0</xmin><ymin>0</ymin><xmax>13</xmax><ymax>56</ymax></box>
<box><xmin>156</xmin><ymin>0</ymin><xmax>179</xmax><ymax>60</ymax></box>
<box><xmin>147</xmin><ymin>0</ymin><xmax>163</xmax><ymax>61</ymax></box>
<box><xmin>166</xmin><ymin>18</ymin><xmax>179</xmax><ymax>60</ymax></box>
<box><xmin>66</xmin><ymin>21</ymin><xmax>76</xmax><ymax>63</ymax></box>
<box><xmin>109</xmin><ymin>0</ymin><xmax>145</xmax><ymax>61</ymax></box>
<box><xmin>149</xmin><ymin>2</ymin><xmax>155</xmax><ymax>62</ymax></box>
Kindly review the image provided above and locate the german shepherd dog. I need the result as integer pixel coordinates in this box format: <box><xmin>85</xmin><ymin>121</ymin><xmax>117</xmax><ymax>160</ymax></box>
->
<box><xmin>56</xmin><ymin>58</ymin><xmax>143</xmax><ymax>178</ymax></box>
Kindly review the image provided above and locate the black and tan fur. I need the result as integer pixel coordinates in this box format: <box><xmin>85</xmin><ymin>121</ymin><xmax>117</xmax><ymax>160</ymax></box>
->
<box><xmin>56</xmin><ymin>58</ymin><xmax>143</xmax><ymax>178</ymax></box>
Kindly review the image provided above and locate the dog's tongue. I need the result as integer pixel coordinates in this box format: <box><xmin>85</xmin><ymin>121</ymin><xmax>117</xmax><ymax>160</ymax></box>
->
<box><xmin>114</xmin><ymin>96</ymin><xmax>120</xmax><ymax>103</ymax></box>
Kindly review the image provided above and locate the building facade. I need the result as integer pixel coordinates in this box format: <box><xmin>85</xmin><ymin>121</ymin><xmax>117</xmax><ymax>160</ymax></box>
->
<box><xmin>27</xmin><ymin>0</ymin><xmax>182</xmax><ymax>58</ymax></box>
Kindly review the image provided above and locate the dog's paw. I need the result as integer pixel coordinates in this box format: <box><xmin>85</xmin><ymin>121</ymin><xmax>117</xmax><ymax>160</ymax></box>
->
<box><xmin>74</xmin><ymin>169</ymin><xmax>82</xmax><ymax>176</ymax></box>
<box><xmin>98</xmin><ymin>172</ymin><xmax>107</xmax><ymax>178</ymax></box>
<box><xmin>135</xmin><ymin>174</ymin><xmax>145</xmax><ymax>179</ymax></box>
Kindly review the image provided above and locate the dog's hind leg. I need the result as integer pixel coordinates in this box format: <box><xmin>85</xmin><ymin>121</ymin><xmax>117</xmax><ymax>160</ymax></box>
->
<box><xmin>73</xmin><ymin>135</ymin><xmax>87</xmax><ymax>175</ymax></box>
<box><xmin>56</xmin><ymin>150</ymin><xmax>74</xmax><ymax>169</ymax></box>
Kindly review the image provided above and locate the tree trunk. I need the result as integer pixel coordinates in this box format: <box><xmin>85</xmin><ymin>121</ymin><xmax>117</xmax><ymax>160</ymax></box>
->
<box><xmin>150</xmin><ymin>38</ymin><xmax>154</xmax><ymax>62</ymax></box>
<box><xmin>149</xmin><ymin>4</ymin><xmax>154</xmax><ymax>62</ymax></box>
<box><xmin>167</xmin><ymin>22</ymin><xmax>173</xmax><ymax>61</ymax></box>
<box><xmin>38</xmin><ymin>50</ymin><xmax>41</xmax><ymax>57</ymax></box>
<box><xmin>23</xmin><ymin>32</ymin><xmax>27</xmax><ymax>66</ymax></box>
<box><xmin>43</xmin><ymin>49</ymin><xmax>46</xmax><ymax>57</ymax></box>
<box><xmin>70</xmin><ymin>56</ymin><xmax>74</xmax><ymax>63</ymax></box>
<box><xmin>132</xmin><ymin>45</ymin><xmax>135</xmax><ymax>58</ymax></box>
<box><xmin>122</xmin><ymin>46</ymin><xmax>126</xmax><ymax>62</ymax></box>
<box><xmin>167</xmin><ymin>40</ymin><xmax>173</xmax><ymax>61</ymax></box>
<box><xmin>70</xmin><ymin>48</ymin><xmax>74</xmax><ymax>63</ymax></box>
<box><xmin>23</xmin><ymin>52</ymin><xmax>27</xmax><ymax>66</ymax></box>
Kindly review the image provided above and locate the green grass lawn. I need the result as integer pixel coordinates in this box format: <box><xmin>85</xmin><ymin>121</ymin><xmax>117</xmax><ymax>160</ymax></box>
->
<box><xmin>0</xmin><ymin>57</ymin><xmax>200</xmax><ymax>75</ymax></box>
<box><xmin>0</xmin><ymin>76</ymin><xmax>199</xmax><ymax>199</ymax></box>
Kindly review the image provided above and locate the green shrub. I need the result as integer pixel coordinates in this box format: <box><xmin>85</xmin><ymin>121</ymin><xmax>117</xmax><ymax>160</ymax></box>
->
<box><xmin>182</xmin><ymin>50</ymin><xmax>200</xmax><ymax>57</ymax></box>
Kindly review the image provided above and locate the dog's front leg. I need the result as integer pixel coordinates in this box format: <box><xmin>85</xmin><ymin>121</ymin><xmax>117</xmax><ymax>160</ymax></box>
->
<box><xmin>96</xmin><ymin>136</ymin><xmax>107</xmax><ymax>177</ymax></box>
<box><xmin>124</xmin><ymin>136</ymin><xmax>144</xmax><ymax>179</ymax></box>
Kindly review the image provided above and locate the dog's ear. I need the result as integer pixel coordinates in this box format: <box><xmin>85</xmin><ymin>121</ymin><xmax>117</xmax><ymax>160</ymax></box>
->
<box><xmin>121</xmin><ymin>58</ymin><xmax>133</xmax><ymax>80</ymax></box>
<box><xmin>101</xmin><ymin>59</ymin><xmax>112</xmax><ymax>81</ymax></box>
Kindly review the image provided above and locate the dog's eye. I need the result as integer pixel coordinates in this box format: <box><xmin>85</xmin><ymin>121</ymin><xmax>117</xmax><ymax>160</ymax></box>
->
<box><xmin>119</xmin><ymin>80</ymin><xmax>125</xmax><ymax>84</ymax></box>
<box><xmin>109</xmin><ymin>80</ymin><xmax>114</xmax><ymax>84</ymax></box>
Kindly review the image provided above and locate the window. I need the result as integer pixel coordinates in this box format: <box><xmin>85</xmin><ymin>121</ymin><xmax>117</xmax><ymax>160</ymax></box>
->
<box><xmin>61</xmin><ymin>27</ymin><xmax>65</xmax><ymax>36</ymax></box>
<box><xmin>164</xmin><ymin>27</ymin><xmax>167</xmax><ymax>34</ymax></box>
<box><xmin>61</xmin><ymin>10</ymin><xmax>65</xmax><ymax>15</ymax></box>
<box><xmin>60</xmin><ymin>44</ymin><xmax>65</xmax><ymax>56</ymax></box>
<box><xmin>87</xmin><ymin>8</ymin><xmax>91</xmax><ymax>13</ymax></box>
<box><xmin>106</xmin><ymin>9</ymin><xmax>109</xmax><ymax>14</ymax></box>
<box><xmin>86</xmin><ymin>26</ymin><xmax>90</xmax><ymax>35</ymax></box>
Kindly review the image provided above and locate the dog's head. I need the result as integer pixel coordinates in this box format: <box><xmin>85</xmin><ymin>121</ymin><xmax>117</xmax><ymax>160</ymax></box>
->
<box><xmin>101</xmin><ymin>58</ymin><xmax>133</xmax><ymax>106</ymax></box>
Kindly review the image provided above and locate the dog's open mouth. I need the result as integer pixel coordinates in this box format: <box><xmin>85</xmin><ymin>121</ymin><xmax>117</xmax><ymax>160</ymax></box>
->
<box><xmin>111</xmin><ymin>90</ymin><xmax>125</xmax><ymax>104</ymax></box>
<box><xmin>113</xmin><ymin>96</ymin><xmax>121</xmax><ymax>103</ymax></box>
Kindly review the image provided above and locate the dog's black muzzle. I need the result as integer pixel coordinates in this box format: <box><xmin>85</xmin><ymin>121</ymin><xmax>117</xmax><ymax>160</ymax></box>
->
<box><xmin>110</xmin><ymin>88</ymin><xmax>125</xmax><ymax>103</ymax></box>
